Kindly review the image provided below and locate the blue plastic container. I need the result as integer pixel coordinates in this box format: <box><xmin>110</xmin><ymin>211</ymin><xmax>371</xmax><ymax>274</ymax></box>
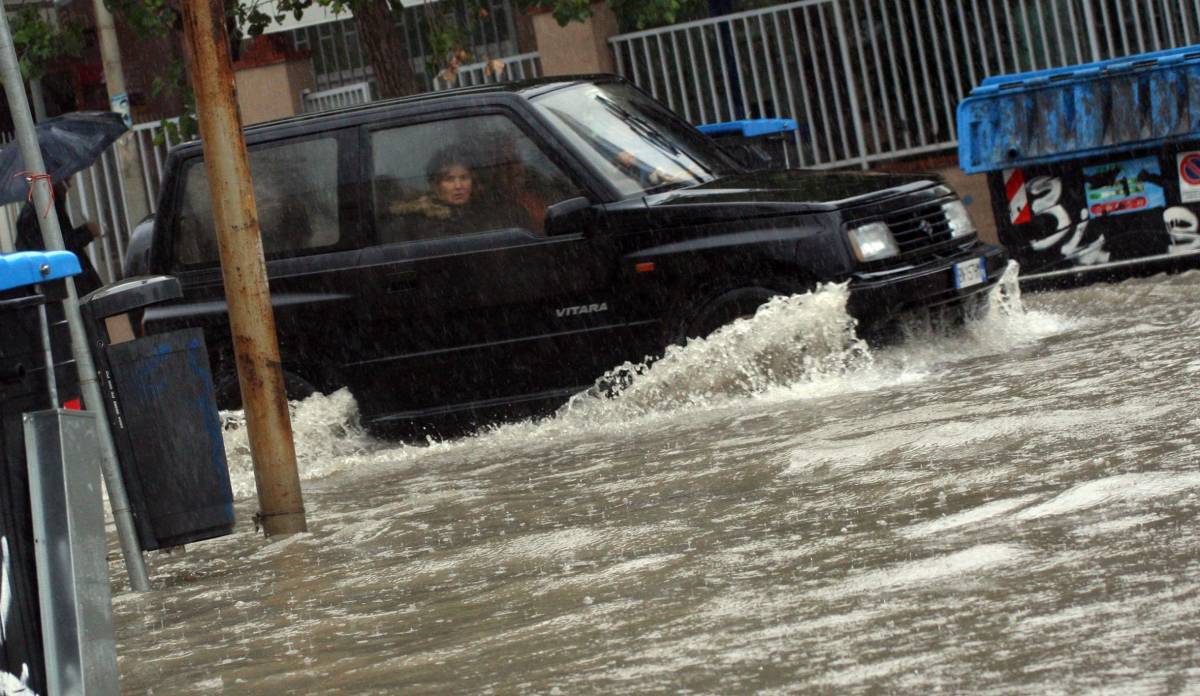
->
<box><xmin>958</xmin><ymin>46</ymin><xmax>1200</xmax><ymax>174</ymax></box>
<box><xmin>698</xmin><ymin>118</ymin><xmax>799</xmax><ymax>170</ymax></box>
<box><xmin>958</xmin><ymin>45</ymin><xmax>1200</xmax><ymax>286</ymax></box>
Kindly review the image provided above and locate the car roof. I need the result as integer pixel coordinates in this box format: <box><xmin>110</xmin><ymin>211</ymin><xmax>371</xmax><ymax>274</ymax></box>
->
<box><xmin>167</xmin><ymin>74</ymin><xmax>621</xmax><ymax>158</ymax></box>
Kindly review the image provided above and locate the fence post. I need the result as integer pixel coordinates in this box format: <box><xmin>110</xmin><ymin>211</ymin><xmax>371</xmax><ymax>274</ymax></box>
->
<box><xmin>1079</xmin><ymin>1</ymin><xmax>1103</xmax><ymax>62</ymax></box>
<box><xmin>832</xmin><ymin>0</ymin><xmax>870</xmax><ymax>169</ymax></box>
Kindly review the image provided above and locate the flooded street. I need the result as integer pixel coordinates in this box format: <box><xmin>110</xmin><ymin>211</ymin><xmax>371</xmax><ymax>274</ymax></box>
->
<box><xmin>112</xmin><ymin>268</ymin><xmax>1200</xmax><ymax>694</ymax></box>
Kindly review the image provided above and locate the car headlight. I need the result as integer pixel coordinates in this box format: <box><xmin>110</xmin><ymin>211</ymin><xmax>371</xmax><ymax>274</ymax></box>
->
<box><xmin>847</xmin><ymin>222</ymin><xmax>899</xmax><ymax>262</ymax></box>
<box><xmin>942</xmin><ymin>200</ymin><xmax>976</xmax><ymax>238</ymax></box>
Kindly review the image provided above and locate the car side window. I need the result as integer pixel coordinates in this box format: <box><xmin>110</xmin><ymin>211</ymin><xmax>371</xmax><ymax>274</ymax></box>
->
<box><xmin>175</xmin><ymin>136</ymin><xmax>340</xmax><ymax>267</ymax></box>
<box><xmin>371</xmin><ymin>114</ymin><xmax>580</xmax><ymax>244</ymax></box>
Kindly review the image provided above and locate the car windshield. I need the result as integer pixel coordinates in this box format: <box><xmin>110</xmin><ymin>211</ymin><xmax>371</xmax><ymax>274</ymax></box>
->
<box><xmin>533</xmin><ymin>82</ymin><xmax>734</xmax><ymax>197</ymax></box>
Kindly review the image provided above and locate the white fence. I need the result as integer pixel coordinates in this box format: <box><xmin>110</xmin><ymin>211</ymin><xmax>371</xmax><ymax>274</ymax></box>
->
<box><xmin>610</xmin><ymin>0</ymin><xmax>1200</xmax><ymax>169</ymax></box>
<box><xmin>290</xmin><ymin>0</ymin><xmax>522</xmax><ymax>94</ymax></box>
<box><xmin>302</xmin><ymin>82</ymin><xmax>373</xmax><ymax>112</ymax></box>
<box><xmin>431</xmin><ymin>52</ymin><xmax>543</xmax><ymax>90</ymax></box>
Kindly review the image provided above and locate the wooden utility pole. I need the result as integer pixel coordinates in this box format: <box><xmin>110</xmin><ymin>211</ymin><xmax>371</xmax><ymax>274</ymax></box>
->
<box><xmin>179</xmin><ymin>0</ymin><xmax>307</xmax><ymax>536</ymax></box>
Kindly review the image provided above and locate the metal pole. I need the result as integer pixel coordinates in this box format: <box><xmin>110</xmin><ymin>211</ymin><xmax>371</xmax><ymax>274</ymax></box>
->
<box><xmin>831</xmin><ymin>1</ymin><xmax>869</xmax><ymax>169</ymax></box>
<box><xmin>28</xmin><ymin>5</ymin><xmax>54</xmax><ymax>123</ymax></box>
<box><xmin>91</xmin><ymin>0</ymin><xmax>150</xmax><ymax>239</ymax></box>
<box><xmin>0</xmin><ymin>0</ymin><xmax>150</xmax><ymax>591</ymax></box>
<box><xmin>180</xmin><ymin>0</ymin><xmax>307</xmax><ymax>536</ymax></box>
<box><xmin>34</xmin><ymin>289</ymin><xmax>57</xmax><ymax>406</ymax></box>
<box><xmin>1079</xmin><ymin>1</ymin><xmax>1102</xmax><ymax>62</ymax></box>
<box><xmin>28</xmin><ymin>78</ymin><xmax>46</xmax><ymax>121</ymax></box>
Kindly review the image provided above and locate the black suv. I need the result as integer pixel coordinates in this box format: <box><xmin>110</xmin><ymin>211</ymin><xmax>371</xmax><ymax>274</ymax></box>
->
<box><xmin>132</xmin><ymin>76</ymin><xmax>1006</xmax><ymax>435</ymax></box>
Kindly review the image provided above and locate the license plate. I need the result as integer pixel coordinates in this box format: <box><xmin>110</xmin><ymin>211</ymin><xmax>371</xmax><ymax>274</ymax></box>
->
<box><xmin>953</xmin><ymin>258</ymin><xmax>987</xmax><ymax>289</ymax></box>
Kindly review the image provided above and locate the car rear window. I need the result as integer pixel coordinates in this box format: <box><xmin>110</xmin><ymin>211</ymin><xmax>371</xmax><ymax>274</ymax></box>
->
<box><xmin>175</xmin><ymin>136</ymin><xmax>340</xmax><ymax>267</ymax></box>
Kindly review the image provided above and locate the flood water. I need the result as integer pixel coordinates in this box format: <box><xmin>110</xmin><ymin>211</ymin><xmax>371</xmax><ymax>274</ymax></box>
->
<box><xmin>112</xmin><ymin>266</ymin><xmax>1200</xmax><ymax>694</ymax></box>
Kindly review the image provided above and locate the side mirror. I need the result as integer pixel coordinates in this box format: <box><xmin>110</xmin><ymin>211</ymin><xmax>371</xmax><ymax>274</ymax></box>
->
<box><xmin>543</xmin><ymin>196</ymin><xmax>595</xmax><ymax>236</ymax></box>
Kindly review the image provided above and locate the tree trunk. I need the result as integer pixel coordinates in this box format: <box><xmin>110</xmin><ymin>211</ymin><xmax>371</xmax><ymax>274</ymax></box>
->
<box><xmin>353</xmin><ymin>0</ymin><xmax>418</xmax><ymax>98</ymax></box>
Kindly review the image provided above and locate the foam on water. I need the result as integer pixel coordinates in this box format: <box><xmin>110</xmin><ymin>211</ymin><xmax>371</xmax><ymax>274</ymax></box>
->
<box><xmin>220</xmin><ymin>389</ymin><xmax>387</xmax><ymax>498</ymax></box>
<box><xmin>554</xmin><ymin>261</ymin><xmax>1067</xmax><ymax>424</ymax></box>
<box><xmin>899</xmin><ymin>495</ymin><xmax>1042</xmax><ymax>539</ymax></box>
<box><xmin>220</xmin><ymin>262</ymin><xmax>1073</xmax><ymax>497</ymax></box>
<box><xmin>810</xmin><ymin>543</ymin><xmax>1034</xmax><ymax>601</ymax></box>
<box><xmin>1012</xmin><ymin>472</ymin><xmax>1200</xmax><ymax>521</ymax></box>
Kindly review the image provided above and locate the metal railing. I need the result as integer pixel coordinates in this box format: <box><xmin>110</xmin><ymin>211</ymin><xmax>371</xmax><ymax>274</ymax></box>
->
<box><xmin>302</xmin><ymin>82</ymin><xmax>373</xmax><ymax>112</ymax></box>
<box><xmin>0</xmin><ymin>118</ymin><xmax>192</xmax><ymax>283</ymax></box>
<box><xmin>610</xmin><ymin>0</ymin><xmax>1200</xmax><ymax>169</ymax></box>
<box><xmin>431</xmin><ymin>51</ymin><xmax>543</xmax><ymax>90</ymax></box>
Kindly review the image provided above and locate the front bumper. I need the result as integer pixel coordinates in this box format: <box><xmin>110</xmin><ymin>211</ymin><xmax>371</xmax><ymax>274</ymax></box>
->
<box><xmin>844</xmin><ymin>242</ymin><xmax>1008</xmax><ymax>324</ymax></box>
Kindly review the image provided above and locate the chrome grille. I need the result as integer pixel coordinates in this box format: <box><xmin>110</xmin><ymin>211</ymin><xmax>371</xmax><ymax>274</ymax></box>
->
<box><xmin>884</xmin><ymin>204</ymin><xmax>953</xmax><ymax>256</ymax></box>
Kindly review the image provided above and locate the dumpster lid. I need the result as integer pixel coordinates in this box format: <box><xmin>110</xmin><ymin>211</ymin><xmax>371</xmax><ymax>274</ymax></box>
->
<box><xmin>80</xmin><ymin>275</ymin><xmax>181</xmax><ymax>318</ymax></box>
<box><xmin>697</xmin><ymin>118</ymin><xmax>798</xmax><ymax>138</ymax></box>
<box><xmin>0</xmin><ymin>251</ymin><xmax>81</xmax><ymax>291</ymax></box>
<box><xmin>957</xmin><ymin>44</ymin><xmax>1200</xmax><ymax>173</ymax></box>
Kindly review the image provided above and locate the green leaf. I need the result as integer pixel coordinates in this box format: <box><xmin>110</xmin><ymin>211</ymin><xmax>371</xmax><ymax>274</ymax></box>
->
<box><xmin>9</xmin><ymin>7</ymin><xmax>85</xmax><ymax>80</ymax></box>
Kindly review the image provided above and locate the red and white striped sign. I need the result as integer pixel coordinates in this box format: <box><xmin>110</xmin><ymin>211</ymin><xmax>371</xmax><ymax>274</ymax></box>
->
<box><xmin>1004</xmin><ymin>168</ymin><xmax>1032</xmax><ymax>225</ymax></box>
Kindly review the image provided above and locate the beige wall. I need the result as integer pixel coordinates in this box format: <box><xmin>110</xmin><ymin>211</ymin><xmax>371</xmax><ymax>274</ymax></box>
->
<box><xmin>532</xmin><ymin>2</ymin><xmax>619</xmax><ymax>76</ymax></box>
<box><xmin>234</xmin><ymin>60</ymin><xmax>317</xmax><ymax>126</ymax></box>
<box><xmin>935</xmin><ymin>166</ymin><xmax>998</xmax><ymax>245</ymax></box>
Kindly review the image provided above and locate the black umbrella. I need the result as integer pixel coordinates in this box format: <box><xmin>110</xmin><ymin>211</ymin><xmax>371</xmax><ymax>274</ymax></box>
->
<box><xmin>0</xmin><ymin>111</ymin><xmax>129</xmax><ymax>205</ymax></box>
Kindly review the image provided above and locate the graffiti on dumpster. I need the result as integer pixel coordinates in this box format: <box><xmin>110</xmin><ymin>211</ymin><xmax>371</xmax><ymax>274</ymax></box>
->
<box><xmin>1163</xmin><ymin>207</ymin><xmax>1200</xmax><ymax>254</ymax></box>
<box><xmin>1082</xmin><ymin>157</ymin><xmax>1166</xmax><ymax>218</ymax></box>
<box><xmin>1021</xmin><ymin>174</ymin><xmax>1110</xmax><ymax>266</ymax></box>
<box><xmin>1</xmin><ymin>536</ymin><xmax>39</xmax><ymax>695</ymax></box>
<box><xmin>995</xmin><ymin>155</ymin><xmax>1200</xmax><ymax>272</ymax></box>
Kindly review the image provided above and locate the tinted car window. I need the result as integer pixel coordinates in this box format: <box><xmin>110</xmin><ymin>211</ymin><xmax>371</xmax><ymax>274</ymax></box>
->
<box><xmin>175</xmin><ymin>136</ymin><xmax>340</xmax><ymax>266</ymax></box>
<box><xmin>371</xmin><ymin>114</ymin><xmax>579</xmax><ymax>243</ymax></box>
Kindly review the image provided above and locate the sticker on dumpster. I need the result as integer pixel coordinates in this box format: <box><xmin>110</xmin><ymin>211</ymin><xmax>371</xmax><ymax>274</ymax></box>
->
<box><xmin>1003</xmin><ymin>168</ymin><xmax>1032</xmax><ymax>224</ymax></box>
<box><xmin>1177</xmin><ymin>152</ymin><xmax>1200</xmax><ymax>203</ymax></box>
<box><xmin>1083</xmin><ymin>157</ymin><xmax>1166</xmax><ymax>217</ymax></box>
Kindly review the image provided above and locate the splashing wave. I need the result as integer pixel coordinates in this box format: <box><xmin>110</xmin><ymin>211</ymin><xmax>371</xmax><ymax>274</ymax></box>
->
<box><xmin>222</xmin><ymin>261</ymin><xmax>1071</xmax><ymax>494</ymax></box>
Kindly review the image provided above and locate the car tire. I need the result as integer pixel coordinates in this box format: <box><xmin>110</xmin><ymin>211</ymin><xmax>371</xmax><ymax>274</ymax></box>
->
<box><xmin>214</xmin><ymin>369</ymin><xmax>318</xmax><ymax>411</ymax></box>
<box><xmin>673</xmin><ymin>285</ymin><xmax>785</xmax><ymax>344</ymax></box>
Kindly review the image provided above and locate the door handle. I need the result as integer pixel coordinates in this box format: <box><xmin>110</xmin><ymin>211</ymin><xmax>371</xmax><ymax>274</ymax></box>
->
<box><xmin>386</xmin><ymin>270</ymin><xmax>417</xmax><ymax>293</ymax></box>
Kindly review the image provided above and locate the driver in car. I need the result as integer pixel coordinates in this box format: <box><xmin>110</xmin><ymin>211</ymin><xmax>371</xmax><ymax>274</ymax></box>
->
<box><xmin>612</xmin><ymin>149</ymin><xmax>690</xmax><ymax>188</ymax></box>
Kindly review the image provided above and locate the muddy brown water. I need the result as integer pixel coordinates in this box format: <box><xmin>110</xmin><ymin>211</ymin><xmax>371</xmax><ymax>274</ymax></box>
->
<box><xmin>111</xmin><ymin>266</ymin><xmax>1200</xmax><ymax>694</ymax></box>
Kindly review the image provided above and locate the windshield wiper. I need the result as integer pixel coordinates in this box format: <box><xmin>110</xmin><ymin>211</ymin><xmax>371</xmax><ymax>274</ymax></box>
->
<box><xmin>595</xmin><ymin>95</ymin><xmax>681</xmax><ymax>155</ymax></box>
<box><xmin>594</xmin><ymin>95</ymin><xmax>716</xmax><ymax>183</ymax></box>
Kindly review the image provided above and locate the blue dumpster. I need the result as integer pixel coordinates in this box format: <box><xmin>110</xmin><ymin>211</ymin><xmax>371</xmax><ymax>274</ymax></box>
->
<box><xmin>0</xmin><ymin>250</ymin><xmax>81</xmax><ymax>695</ymax></box>
<box><xmin>698</xmin><ymin>118</ymin><xmax>798</xmax><ymax>170</ymax></box>
<box><xmin>957</xmin><ymin>45</ymin><xmax>1200</xmax><ymax>286</ymax></box>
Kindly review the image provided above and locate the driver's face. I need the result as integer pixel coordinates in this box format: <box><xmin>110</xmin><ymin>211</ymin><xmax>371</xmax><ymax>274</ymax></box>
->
<box><xmin>434</xmin><ymin>164</ymin><xmax>473</xmax><ymax>206</ymax></box>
